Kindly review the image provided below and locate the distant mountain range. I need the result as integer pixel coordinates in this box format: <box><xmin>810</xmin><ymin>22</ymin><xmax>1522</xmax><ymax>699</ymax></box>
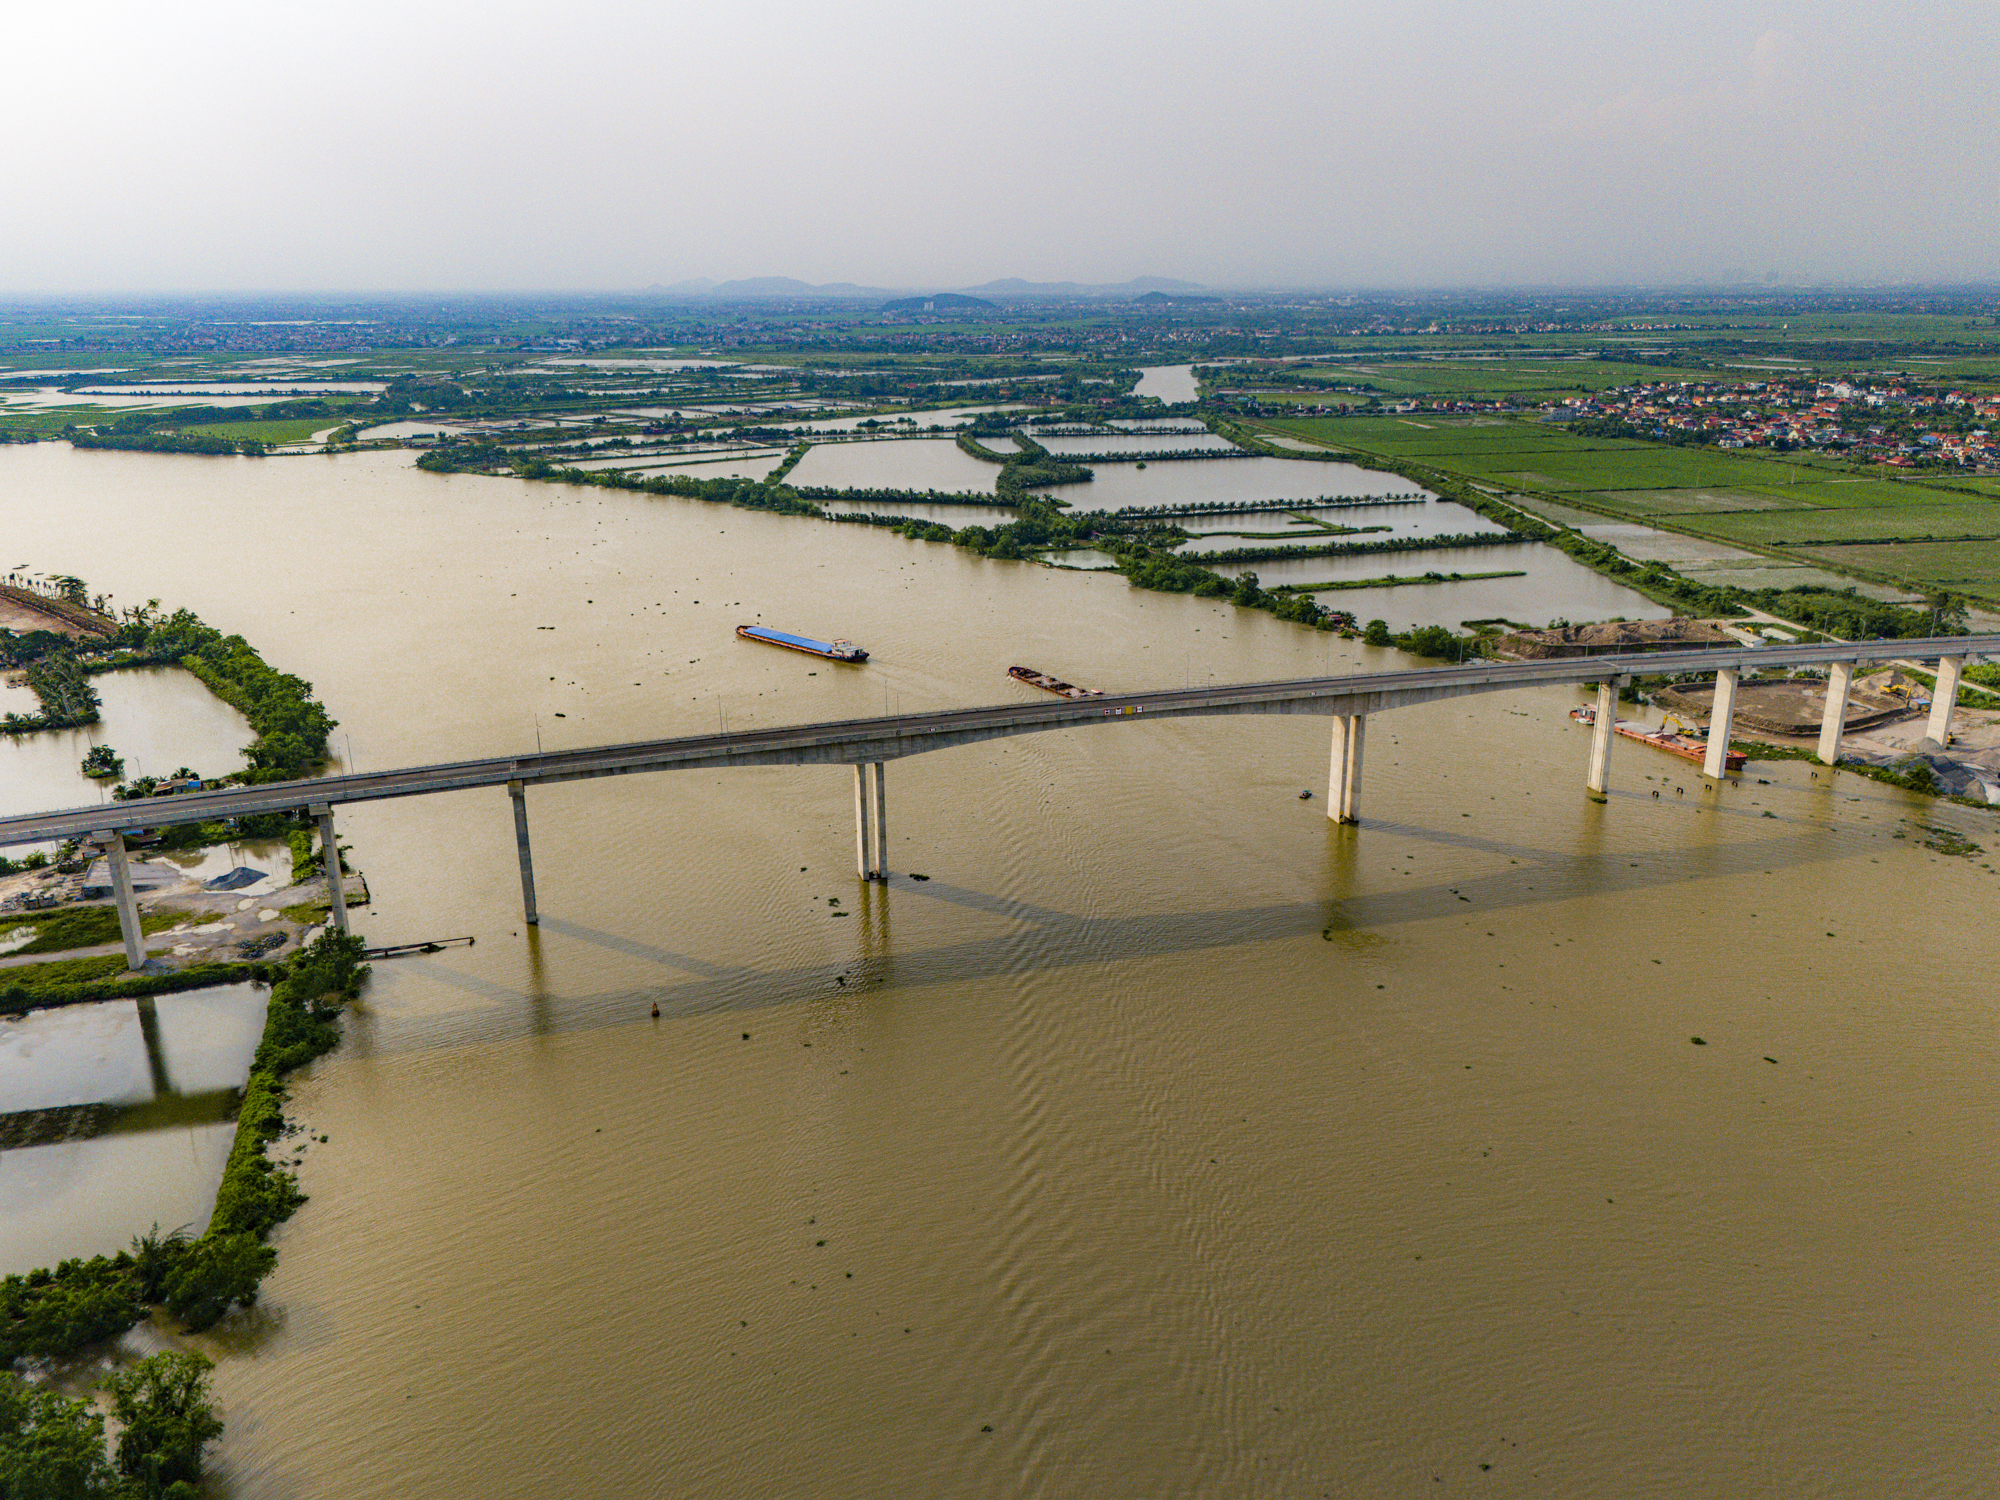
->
<box><xmin>645</xmin><ymin>276</ymin><xmax>1207</xmax><ymax>302</ymax></box>
<box><xmin>957</xmin><ymin>276</ymin><xmax>1205</xmax><ymax>298</ymax></box>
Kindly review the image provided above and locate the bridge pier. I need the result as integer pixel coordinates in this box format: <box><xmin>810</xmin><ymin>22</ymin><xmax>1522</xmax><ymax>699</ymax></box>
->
<box><xmin>870</xmin><ymin>762</ymin><xmax>888</xmax><ymax>881</ymax></box>
<box><xmin>1586</xmin><ymin>677</ymin><xmax>1624</xmax><ymax>799</ymax></box>
<box><xmin>91</xmin><ymin>829</ymin><xmax>145</xmax><ymax>970</ymax></box>
<box><xmin>1703</xmin><ymin>668</ymin><xmax>1740</xmax><ymax>780</ymax></box>
<box><xmin>310</xmin><ymin>804</ymin><xmax>349</xmax><ymax>934</ymax></box>
<box><xmin>853</xmin><ymin>763</ymin><xmax>888</xmax><ymax>879</ymax></box>
<box><xmin>1326</xmin><ymin>714</ymin><xmax>1365</xmax><ymax>824</ymax></box>
<box><xmin>1816</xmin><ymin>662</ymin><xmax>1853</xmax><ymax>765</ymax></box>
<box><xmin>1927</xmin><ymin>655</ymin><xmax>1963</xmax><ymax>744</ymax></box>
<box><xmin>509</xmin><ymin>780</ymin><xmax>538</xmax><ymax>925</ymax></box>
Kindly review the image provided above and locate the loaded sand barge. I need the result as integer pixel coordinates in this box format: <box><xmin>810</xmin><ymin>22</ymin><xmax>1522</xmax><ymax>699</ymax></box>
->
<box><xmin>1570</xmin><ymin>704</ymin><xmax>1746</xmax><ymax>771</ymax></box>
<box><xmin>1009</xmin><ymin>665</ymin><xmax>1103</xmax><ymax>700</ymax></box>
<box><xmin>737</xmin><ymin>625</ymin><xmax>868</xmax><ymax>662</ymax></box>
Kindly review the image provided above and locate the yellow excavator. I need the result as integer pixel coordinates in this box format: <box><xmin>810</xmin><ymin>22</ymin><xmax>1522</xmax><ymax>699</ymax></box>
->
<box><xmin>1660</xmin><ymin>712</ymin><xmax>1704</xmax><ymax>739</ymax></box>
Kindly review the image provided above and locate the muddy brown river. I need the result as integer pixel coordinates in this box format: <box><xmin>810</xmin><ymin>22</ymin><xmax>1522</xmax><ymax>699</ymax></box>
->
<box><xmin>2</xmin><ymin>444</ymin><xmax>1995</xmax><ymax>1497</ymax></box>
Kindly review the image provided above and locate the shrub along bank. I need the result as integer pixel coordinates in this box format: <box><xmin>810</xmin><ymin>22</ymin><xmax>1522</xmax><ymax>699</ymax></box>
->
<box><xmin>0</xmin><ymin>933</ymin><xmax>369</xmax><ymax>1367</ymax></box>
<box><xmin>1</xmin><ymin>1348</ymin><xmax>225</xmax><ymax>1499</ymax></box>
<box><xmin>0</xmin><ymin>956</ymin><xmax>254</xmax><ymax>1011</ymax></box>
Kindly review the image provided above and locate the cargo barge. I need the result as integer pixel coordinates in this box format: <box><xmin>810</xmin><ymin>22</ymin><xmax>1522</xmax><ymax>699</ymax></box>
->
<box><xmin>1570</xmin><ymin>704</ymin><xmax>1746</xmax><ymax>771</ymax></box>
<box><xmin>737</xmin><ymin>625</ymin><xmax>868</xmax><ymax>662</ymax></box>
<box><xmin>1009</xmin><ymin>665</ymin><xmax>1103</xmax><ymax>700</ymax></box>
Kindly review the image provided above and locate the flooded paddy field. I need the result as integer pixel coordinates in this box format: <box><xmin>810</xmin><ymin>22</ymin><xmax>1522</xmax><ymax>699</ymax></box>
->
<box><xmin>1041</xmin><ymin>455</ymin><xmax>1430</xmax><ymax>512</ymax></box>
<box><xmin>786</xmin><ymin>438</ymin><xmax>1001</xmax><ymax>493</ymax></box>
<box><xmin>1246</xmin><ymin>544</ymin><xmax>1672</xmax><ymax>631</ymax></box>
<box><xmin>1173</xmin><ymin>498</ymin><xmax>1516</xmax><ymax>551</ymax></box>
<box><xmin>1033</xmin><ymin>431</ymin><xmax>1238</xmax><ymax>454</ymax></box>
<box><xmin>1133</xmin><ymin>364</ymin><xmax>1200</xmax><ymax>402</ymax></box>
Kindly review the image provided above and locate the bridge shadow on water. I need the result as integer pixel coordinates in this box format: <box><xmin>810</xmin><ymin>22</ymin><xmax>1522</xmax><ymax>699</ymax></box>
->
<box><xmin>0</xmin><ymin>995</ymin><xmax>240</xmax><ymax>1150</ymax></box>
<box><xmin>376</xmin><ymin>790</ymin><xmax>1864</xmax><ymax>1059</ymax></box>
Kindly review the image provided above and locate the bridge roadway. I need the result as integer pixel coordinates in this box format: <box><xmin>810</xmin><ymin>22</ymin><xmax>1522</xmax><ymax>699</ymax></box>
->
<box><xmin>6</xmin><ymin>633</ymin><xmax>1990</xmax><ymax>963</ymax></box>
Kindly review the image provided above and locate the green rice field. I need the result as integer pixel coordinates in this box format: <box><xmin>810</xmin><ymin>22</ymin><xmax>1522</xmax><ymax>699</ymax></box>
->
<box><xmin>1264</xmin><ymin>415</ymin><xmax>2000</xmax><ymax>602</ymax></box>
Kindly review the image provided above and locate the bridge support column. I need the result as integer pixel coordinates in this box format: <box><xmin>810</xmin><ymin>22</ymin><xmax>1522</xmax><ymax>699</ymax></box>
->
<box><xmin>91</xmin><ymin>829</ymin><xmax>145</xmax><ymax>971</ymax></box>
<box><xmin>509</xmin><ymin>780</ymin><xmax>538</xmax><ymax>925</ymax></box>
<box><xmin>1586</xmin><ymin>677</ymin><xmax>1623</xmax><ymax>799</ymax></box>
<box><xmin>1327</xmin><ymin>714</ymin><xmax>1365</xmax><ymax>825</ymax></box>
<box><xmin>1703</xmin><ymin>668</ymin><xmax>1739</xmax><ymax>780</ymax></box>
<box><xmin>1927</xmin><ymin>655</ymin><xmax>1963</xmax><ymax>745</ymax></box>
<box><xmin>310</xmin><ymin>804</ymin><xmax>348</xmax><ymax>934</ymax></box>
<box><xmin>869</xmin><ymin>762</ymin><xmax>888</xmax><ymax>881</ymax></box>
<box><xmin>854</xmin><ymin>765</ymin><xmax>874</xmax><ymax>879</ymax></box>
<box><xmin>1816</xmin><ymin>661</ymin><xmax>1853</xmax><ymax>765</ymax></box>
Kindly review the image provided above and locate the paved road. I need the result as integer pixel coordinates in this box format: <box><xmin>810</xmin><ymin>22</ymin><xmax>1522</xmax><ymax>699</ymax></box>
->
<box><xmin>1</xmin><ymin>634</ymin><xmax>1991</xmax><ymax>849</ymax></box>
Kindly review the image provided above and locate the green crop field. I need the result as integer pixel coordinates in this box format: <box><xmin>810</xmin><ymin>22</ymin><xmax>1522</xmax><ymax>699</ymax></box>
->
<box><xmin>184</xmin><ymin>418</ymin><xmax>342</xmax><ymax>443</ymax></box>
<box><xmin>1260</xmin><ymin>412</ymin><xmax>2000</xmax><ymax>599</ymax></box>
<box><xmin>1578</xmin><ymin>488</ymin><xmax>1807</xmax><ymax>515</ymax></box>
<box><xmin>1794</xmin><ymin>541</ymin><xmax>2000</xmax><ymax>601</ymax></box>
<box><xmin>1281</xmin><ymin>359</ymin><xmax>1720</xmax><ymax>400</ymax></box>
<box><xmin>1730</xmin><ymin>478</ymin><xmax>1997</xmax><ymax>511</ymax></box>
<box><xmin>1271</xmin><ymin>415</ymin><xmax>1645</xmax><ymax>458</ymax></box>
<box><xmin>1692</xmin><ymin>503</ymin><xmax>2000</xmax><ymax>546</ymax></box>
<box><xmin>1450</xmin><ymin>447</ymin><xmax>1812</xmax><ymax>493</ymax></box>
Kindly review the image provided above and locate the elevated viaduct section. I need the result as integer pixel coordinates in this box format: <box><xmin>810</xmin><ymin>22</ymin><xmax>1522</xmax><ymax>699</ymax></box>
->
<box><xmin>5</xmin><ymin>634</ymin><xmax>1990</xmax><ymax>967</ymax></box>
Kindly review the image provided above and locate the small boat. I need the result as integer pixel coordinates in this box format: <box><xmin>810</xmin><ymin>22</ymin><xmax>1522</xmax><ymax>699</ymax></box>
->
<box><xmin>1570</xmin><ymin>704</ymin><xmax>1746</xmax><ymax>771</ymax></box>
<box><xmin>736</xmin><ymin>625</ymin><xmax>867</xmax><ymax>662</ymax></box>
<box><xmin>1008</xmin><ymin>665</ymin><xmax>1103</xmax><ymax>700</ymax></box>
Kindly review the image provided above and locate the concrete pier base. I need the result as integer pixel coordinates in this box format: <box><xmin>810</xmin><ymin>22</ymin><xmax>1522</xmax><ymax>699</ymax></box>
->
<box><xmin>1586</xmin><ymin>678</ymin><xmax>1623</xmax><ymax>799</ymax></box>
<box><xmin>1326</xmin><ymin>714</ymin><xmax>1366</xmax><ymax>824</ymax></box>
<box><xmin>509</xmin><ymin>780</ymin><xmax>538</xmax><ymax>925</ymax></box>
<box><xmin>1703</xmin><ymin>667</ymin><xmax>1740</xmax><ymax>780</ymax></box>
<box><xmin>92</xmin><ymin>829</ymin><xmax>145</xmax><ymax>970</ymax></box>
<box><xmin>1816</xmin><ymin>661</ymin><xmax>1853</xmax><ymax>765</ymax></box>
<box><xmin>1927</xmin><ymin>656</ymin><xmax>1963</xmax><ymax>745</ymax></box>
<box><xmin>311</xmin><ymin>804</ymin><xmax>349</xmax><ymax>934</ymax></box>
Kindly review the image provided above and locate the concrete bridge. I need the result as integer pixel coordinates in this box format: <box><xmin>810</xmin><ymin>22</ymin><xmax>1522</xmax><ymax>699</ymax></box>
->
<box><xmin>3</xmin><ymin>635</ymin><xmax>1989</xmax><ymax>969</ymax></box>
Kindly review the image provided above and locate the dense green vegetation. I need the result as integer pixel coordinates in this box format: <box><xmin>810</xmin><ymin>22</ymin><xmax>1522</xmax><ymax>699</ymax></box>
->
<box><xmin>1735</xmin><ymin>585</ymin><xmax>1963</xmax><ymax>639</ymax></box>
<box><xmin>0</xmin><ymin>1350</ymin><xmax>222</xmax><ymax>1499</ymax></box>
<box><xmin>0</xmin><ymin>933</ymin><xmax>367</xmax><ymax>1372</ymax></box>
<box><xmin>70</xmin><ymin>430</ymin><xmax>266</xmax><ymax>456</ymax></box>
<box><xmin>0</xmin><ymin>650</ymin><xmax>101</xmax><ymax>732</ymax></box>
<box><xmin>0</xmin><ymin>954</ymin><xmax>252</xmax><ymax>1012</ymax></box>
<box><xmin>0</xmin><ymin>906</ymin><xmax>181</xmax><ymax>956</ymax></box>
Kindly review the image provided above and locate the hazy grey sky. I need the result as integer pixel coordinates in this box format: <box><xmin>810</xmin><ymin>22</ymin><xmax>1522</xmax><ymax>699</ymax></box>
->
<box><xmin>10</xmin><ymin>0</ymin><xmax>1998</xmax><ymax>291</ymax></box>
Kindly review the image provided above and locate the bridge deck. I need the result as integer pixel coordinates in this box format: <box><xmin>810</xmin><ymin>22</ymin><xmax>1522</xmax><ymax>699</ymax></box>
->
<box><xmin>1</xmin><ymin>635</ymin><xmax>1990</xmax><ymax>848</ymax></box>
